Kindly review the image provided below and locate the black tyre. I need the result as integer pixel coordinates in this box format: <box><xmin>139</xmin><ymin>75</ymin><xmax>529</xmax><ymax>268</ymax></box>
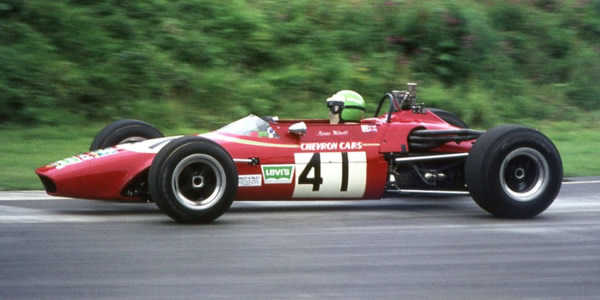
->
<box><xmin>90</xmin><ymin>119</ymin><xmax>164</xmax><ymax>151</ymax></box>
<box><xmin>149</xmin><ymin>136</ymin><xmax>238</xmax><ymax>223</ymax></box>
<box><xmin>428</xmin><ymin>108</ymin><xmax>468</xmax><ymax>128</ymax></box>
<box><xmin>465</xmin><ymin>125</ymin><xmax>562</xmax><ymax>218</ymax></box>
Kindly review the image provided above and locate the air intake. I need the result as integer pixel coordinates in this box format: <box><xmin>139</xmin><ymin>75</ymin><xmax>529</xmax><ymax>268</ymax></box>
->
<box><xmin>37</xmin><ymin>175</ymin><xmax>57</xmax><ymax>193</ymax></box>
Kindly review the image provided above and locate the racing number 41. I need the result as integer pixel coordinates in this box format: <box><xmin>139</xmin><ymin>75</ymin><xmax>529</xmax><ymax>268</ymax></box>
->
<box><xmin>298</xmin><ymin>152</ymin><xmax>349</xmax><ymax>192</ymax></box>
<box><xmin>293</xmin><ymin>152</ymin><xmax>366</xmax><ymax>198</ymax></box>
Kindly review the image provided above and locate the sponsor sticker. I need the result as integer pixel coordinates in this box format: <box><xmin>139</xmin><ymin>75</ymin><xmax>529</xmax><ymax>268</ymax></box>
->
<box><xmin>361</xmin><ymin>125</ymin><xmax>377</xmax><ymax>133</ymax></box>
<box><xmin>261</xmin><ymin>165</ymin><xmax>295</xmax><ymax>184</ymax></box>
<box><xmin>49</xmin><ymin>147</ymin><xmax>119</xmax><ymax>169</ymax></box>
<box><xmin>238</xmin><ymin>174</ymin><xmax>262</xmax><ymax>187</ymax></box>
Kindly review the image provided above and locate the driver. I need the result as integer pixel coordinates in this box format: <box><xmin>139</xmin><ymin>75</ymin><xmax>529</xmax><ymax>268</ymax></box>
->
<box><xmin>326</xmin><ymin>90</ymin><xmax>366</xmax><ymax>124</ymax></box>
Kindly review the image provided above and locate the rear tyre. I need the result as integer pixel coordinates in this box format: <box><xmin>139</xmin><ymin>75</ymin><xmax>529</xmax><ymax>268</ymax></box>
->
<box><xmin>465</xmin><ymin>125</ymin><xmax>562</xmax><ymax>218</ymax></box>
<box><xmin>90</xmin><ymin>119</ymin><xmax>163</xmax><ymax>151</ymax></box>
<box><xmin>149</xmin><ymin>137</ymin><xmax>238</xmax><ymax>223</ymax></box>
<box><xmin>428</xmin><ymin>108</ymin><xmax>468</xmax><ymax>128</ymax></box>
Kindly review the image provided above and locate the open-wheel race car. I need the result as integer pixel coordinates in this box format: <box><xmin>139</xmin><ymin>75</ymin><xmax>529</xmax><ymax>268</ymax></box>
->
<box><xmin>35</xmin><ymin>83</ymin><xmax>563</xmax><ymax>223</ymax></box>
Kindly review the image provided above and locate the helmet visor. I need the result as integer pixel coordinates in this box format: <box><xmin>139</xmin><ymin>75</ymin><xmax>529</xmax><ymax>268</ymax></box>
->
<box><xmin>327</xmin><ymin>100</ymin><xmax>344</xmax><ymax>114</ymax></box>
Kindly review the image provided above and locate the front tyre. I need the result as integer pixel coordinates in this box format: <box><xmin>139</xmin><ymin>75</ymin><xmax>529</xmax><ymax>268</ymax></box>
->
<box><xmin>90</xmin><ymin>119</ymin><xmax>164</xmax><ymax>151</ymax></box>
<box><xmin>465</xmin><ymin>125</ymin><xmax>562</xmax><ymax>218</ymax></box>
<box><xmin>149</xmin><ymin>137</ymin><xmax>238</xmax><ymax>223</ymax></box>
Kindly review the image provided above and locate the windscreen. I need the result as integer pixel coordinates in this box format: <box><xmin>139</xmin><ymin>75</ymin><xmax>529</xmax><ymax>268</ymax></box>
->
<box><xmin>217</xmin><ymin>115</ymin><xmax>279</xmax><ymax>138</ymax></box>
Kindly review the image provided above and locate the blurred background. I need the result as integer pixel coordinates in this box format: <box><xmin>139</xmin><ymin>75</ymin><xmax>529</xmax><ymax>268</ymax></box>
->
<box><xmin>1</xmin><ymin>0</ymin><xmax>599</xmax><ymax>189</ymax></box>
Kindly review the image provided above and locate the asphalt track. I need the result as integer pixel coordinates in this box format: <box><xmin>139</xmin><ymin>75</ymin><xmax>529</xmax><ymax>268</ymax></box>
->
<box><xmin>0</xmin><ymin>178</ymin><xmax>599</xmax><ymax>299</ymax></box>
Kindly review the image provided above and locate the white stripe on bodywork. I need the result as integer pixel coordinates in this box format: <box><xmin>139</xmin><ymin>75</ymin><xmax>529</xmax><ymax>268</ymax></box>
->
<box><xmin>116</xmin><ymin>136</ymin><xmax>181</xmax><ymax>154</ymax></box>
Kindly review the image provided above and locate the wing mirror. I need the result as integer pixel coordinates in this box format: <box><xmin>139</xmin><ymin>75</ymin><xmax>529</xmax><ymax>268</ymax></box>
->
<box><xmin>289</xmin><ymin>122</ymin><xmax>307</xmax><ymax>136</ymax></box>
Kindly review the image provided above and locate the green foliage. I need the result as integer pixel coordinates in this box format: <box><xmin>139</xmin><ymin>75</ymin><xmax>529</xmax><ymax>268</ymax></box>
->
<box><xmin>568</xmin><ymin>47</ymin><xmax>600</xmax><ymax>109</ymax></box>
<box><xmin>2</xmin><ymin>0</ymin><xmax>600</xmax><ymax>189</ymax></box>
<box><xmin>0</xmin><ymin>0</ymin><xmax>598</xmax><ymax>128</ymax></box>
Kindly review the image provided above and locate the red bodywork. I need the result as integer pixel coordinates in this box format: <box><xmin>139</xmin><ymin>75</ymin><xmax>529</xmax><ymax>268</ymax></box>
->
<box><xmin>35</xmin><ymin>110</ymin><xmax>473</xmax><ymax>202</ymax></box>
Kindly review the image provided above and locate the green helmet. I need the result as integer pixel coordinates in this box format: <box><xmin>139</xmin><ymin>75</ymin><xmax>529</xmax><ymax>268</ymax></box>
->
<box><xmin>326</xmin><ymin>90</ymin><xmax>365</xmax><ymax>122</ymax></box>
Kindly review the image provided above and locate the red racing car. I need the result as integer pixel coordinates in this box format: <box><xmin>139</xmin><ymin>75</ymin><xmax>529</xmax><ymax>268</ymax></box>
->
<box><xmin>35</xmin><ymin>84</ymin><xmax>563</xmax><ymax>223</ymax></box>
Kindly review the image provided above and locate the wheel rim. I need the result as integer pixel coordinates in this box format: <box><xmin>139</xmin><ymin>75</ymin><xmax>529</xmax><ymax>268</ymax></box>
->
<box><xmin>499</xmin><ymin>147</ymin><xmax>549</xmax><ymax>202</ymax></box>
<box><xmin>171</xmin><ymin>154</ymin><xmax>226</xmax><ymax>210</ymax></box>
<box><xmin>118</xmin><ymin>136</ymin><xmax>147</xmax><ymax>144</ymax></box>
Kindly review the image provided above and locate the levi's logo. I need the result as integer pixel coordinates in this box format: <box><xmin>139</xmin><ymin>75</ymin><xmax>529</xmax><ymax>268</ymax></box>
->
<box><xmin>261</xmin><ymin>165</ymin><xmax>295</xmax><ymax>184</ymax></box>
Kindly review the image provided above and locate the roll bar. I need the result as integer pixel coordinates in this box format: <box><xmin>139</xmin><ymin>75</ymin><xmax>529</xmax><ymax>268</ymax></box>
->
<box><xmin>373</xmin><ymin>83</ymin><xmax>418</xmax><ymax>123</ymax></box>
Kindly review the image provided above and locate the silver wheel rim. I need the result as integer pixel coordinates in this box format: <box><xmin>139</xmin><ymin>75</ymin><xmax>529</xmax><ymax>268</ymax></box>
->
<box><xmin>500</xmin><ymin>147</ymin><xmax>549</xmax><ymax>202</ymax></box>
<box><xmin>171</xmin><ymin>154</ymin><xmax>226</xmax><ymax>210</ymax></box>
<box><xmin>118</xmin><ymin>136</ymin><xmax>147</xmax><ymax>144</ymax></box>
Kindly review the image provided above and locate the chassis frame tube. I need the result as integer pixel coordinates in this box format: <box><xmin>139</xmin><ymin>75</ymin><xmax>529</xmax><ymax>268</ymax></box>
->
<box><xmin>395</xmin><ymin>152</ymin><xmax>469</xmax><ymax>163</ymax></box>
